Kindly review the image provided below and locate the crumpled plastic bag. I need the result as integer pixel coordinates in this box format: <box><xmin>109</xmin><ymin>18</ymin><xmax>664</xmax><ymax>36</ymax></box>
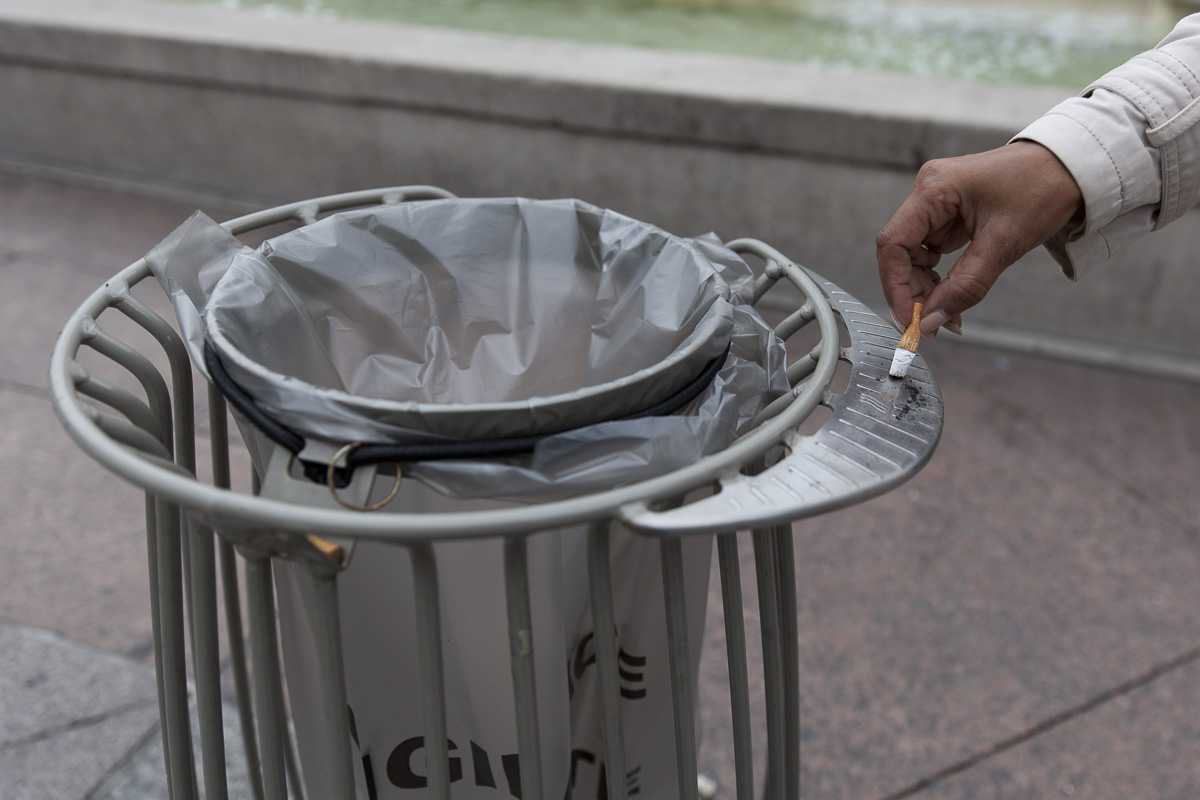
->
<box><xmin>145</xmin><ymin>196</ymin><xmax>790</xmax><ymax>800</ymax></box>
<box><xmin>147</xmin><ymin>196</ymin><xmax>789</xmax><ymax>500</ymax></box>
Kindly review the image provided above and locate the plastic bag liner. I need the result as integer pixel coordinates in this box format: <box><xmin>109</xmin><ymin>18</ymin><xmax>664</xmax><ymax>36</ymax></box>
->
<box><xmin>146</xmin><ymin>197</ymin><xmax>789</xmax><ymax>800</ymax></box>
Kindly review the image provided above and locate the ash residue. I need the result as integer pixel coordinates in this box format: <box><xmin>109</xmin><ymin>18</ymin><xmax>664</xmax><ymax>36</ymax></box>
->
<box><xmin>894</xmin><ymin>383</ymin><xmax>925</xmax><ymax>421</ymax></box>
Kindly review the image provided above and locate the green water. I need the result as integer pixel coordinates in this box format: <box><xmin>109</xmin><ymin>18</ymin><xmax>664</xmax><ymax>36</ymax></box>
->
<box><xmin>169</xmin><ymin>0</ymin><xmax>1177</xmax><ymax>87</ymax></box>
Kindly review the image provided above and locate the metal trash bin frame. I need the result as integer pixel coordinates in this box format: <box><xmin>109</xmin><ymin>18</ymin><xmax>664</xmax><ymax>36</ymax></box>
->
<box><xmin>48</xmin><ymin>186</ymin><xmax>943</xmax><ymax>800</ymax></box>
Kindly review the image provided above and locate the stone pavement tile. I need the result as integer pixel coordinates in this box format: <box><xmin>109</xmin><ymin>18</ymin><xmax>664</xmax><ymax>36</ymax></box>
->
<box><xmin>0</xmin><ymin>390</ymin><xmax>156</xmax><ymax>658</ymax></box>
<box><xmin>92</xmin><ymin>690</ymin><xmax>261</xmax><ymax>800</ymax></box>
<box><xmin>0</xmin><ymin>706</ymin><xmax>160</xmax><ymax>800</ymax></box>
<box><xmin>0</xmin><ymin>172</ymin><xmax>233</xmax><ymax>282</ymax></box>
<box><xmin>916</xmin><ymin>658</ymin><xmax>1200</xmax><ymax>799</ymax></box>
<box><xmin>0</xmin><ymin>620</ymin><xmax>157</xmax><ymax>746</ymax></box>
<box><xmin>922</xmin><ymin>343</ymin><xmax>1200</xmax><ymax>540</ymax></box>
<box><xmin>1</xmin><ymin>385</ymin><xmax>255</xmax><ymax>662</ymax></box>
<box><xmin>756</xmin><ymin>350</ymin><xmax>1200</xmax><ymax>800</ymax></box>
<box><xmin>2</xmin><ymin>183</ymin><xmax>273</xmax><ymax>435</ymax></box>
<box><xmin>0</xmin><ymin>620</ymin><xmax>159</xmax><ymax>800</ymax></box>
<box><xmin>0</xmin><ymin>254</ymin><xmax>175</xmax><ymax>393</ymax></box>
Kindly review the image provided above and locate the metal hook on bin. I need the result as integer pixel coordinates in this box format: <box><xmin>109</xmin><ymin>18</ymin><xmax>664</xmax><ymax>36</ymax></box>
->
<box><xmin>326</xmin><ymin>442</ymin><xmax>401</xmax><ymax>512</ymax></box>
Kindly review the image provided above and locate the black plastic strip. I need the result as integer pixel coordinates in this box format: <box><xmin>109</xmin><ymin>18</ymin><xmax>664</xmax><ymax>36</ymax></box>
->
<box><xmin>344</xmin><ymin>344</ymin><xmax>730</xmax><ymax>468</ymax></box>
<box><xmin>614</xmin><ymin>343</ymin><xmax>728</xmax><ymax>422</ymax></box>
<box><xmin>204</xmin><ymin>341</ymin><xmax>306</xmax><ymax>455</ymax></box>
<box><xmin>205</xmin><ymin>339</ymin><xmax>730</xmax><ymax>479</ymax></box>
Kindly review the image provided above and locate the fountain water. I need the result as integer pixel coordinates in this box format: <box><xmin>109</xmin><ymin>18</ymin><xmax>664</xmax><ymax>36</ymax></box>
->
<box><xmin>167</xmin><ymin>0</ymin><xmax>1179</xmax><ymax>86</ymax></box>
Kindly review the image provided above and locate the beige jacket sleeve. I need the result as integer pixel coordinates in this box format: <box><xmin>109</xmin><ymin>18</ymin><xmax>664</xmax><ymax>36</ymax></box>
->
<box><xmin>1013</xmin><ymin>14</ymin><xmax>1200</xmax><ymax>279</ymax></box>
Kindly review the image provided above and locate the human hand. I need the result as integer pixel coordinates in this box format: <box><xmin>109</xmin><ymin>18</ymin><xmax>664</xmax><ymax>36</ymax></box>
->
<box><xmin>875</xmin><ymin>141</ymin><xmax>1084</xmax><ymax>338</ymax></box>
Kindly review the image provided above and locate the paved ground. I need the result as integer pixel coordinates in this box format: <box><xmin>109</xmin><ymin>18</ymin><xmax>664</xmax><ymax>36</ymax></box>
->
<box><xmin>2</xmin><ymin>171</ymin><xmax>1199</xmax><ymax>799</ymax></box>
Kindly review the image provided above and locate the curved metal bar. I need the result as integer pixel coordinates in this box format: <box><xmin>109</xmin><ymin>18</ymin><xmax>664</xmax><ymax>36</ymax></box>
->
<box><xmin>74</xmin><ymin>367</ymin><xmax>164</xmax><ymax>446</ymax></box>
<box><xmin>221</xmin><ymin>185</ymin><xmax>456</xmax><ymax>237</ymax></box>
<box><xmin>49</xmin><ymin>217</ymin><xmax>844</xmax><ymax>544</ymax></box>
<box><xmin>91</xmin><ymin>411</ymin><xmax>172</xmax><ymax>461</ymax></box>
<box><xmin>114</xmin><ymin>290</ymin><xmax>196</xmax><ymax>474</ymax></box>
<box><xmin>81</xmin><ymin>320</ymin><xmax>173</xmax><ymax>447</ymax></box>
<box><xmin>624</xmin><ymin>256</ymin><xmax>944</xmax><ymax>535</ymax></box>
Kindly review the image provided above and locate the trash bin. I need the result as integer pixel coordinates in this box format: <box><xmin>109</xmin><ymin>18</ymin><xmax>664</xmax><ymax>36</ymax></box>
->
<box><xmin>49</xmin><ymin>186</ymin><xmax>944</xmax><ymax>800</ymax></box>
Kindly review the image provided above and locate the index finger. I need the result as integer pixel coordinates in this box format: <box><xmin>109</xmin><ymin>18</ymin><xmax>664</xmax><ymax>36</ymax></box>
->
<box><xmin>876</xmin><ymin>195</ymin><xmax>955</xmax><ymax>324</ymax></box>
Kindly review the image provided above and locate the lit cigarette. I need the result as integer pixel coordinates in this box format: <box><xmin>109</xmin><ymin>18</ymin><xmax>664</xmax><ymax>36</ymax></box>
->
<box><xmin>889</xmin><ymin>302</ymin><xmax>923</xmax><ymax>379</ymax></box>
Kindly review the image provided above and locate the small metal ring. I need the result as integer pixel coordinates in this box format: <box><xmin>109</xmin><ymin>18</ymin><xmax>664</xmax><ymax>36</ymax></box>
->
<box><xmin>327</xmin><ymin>442</ymin><xmax>401</xmax><ymax>512</ymax></box>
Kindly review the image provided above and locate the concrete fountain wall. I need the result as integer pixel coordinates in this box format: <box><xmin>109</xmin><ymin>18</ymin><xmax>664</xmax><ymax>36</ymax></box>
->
<box><xmin>2</xmin><ymin>0</ymin><xmax>1198</xmax><ymax>378</ymax></box>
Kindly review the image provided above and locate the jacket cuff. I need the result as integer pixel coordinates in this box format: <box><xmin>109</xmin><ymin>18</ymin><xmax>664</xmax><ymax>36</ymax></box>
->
<box><xmin>1087</xmin><ymin>26</ymin><xmax>1200</xmax><ymax>229</ymax></box>
<box><xmin>1013</xmin><ymin>89</ymin><xmax>1161</xmax><ymax>236</ymax></box>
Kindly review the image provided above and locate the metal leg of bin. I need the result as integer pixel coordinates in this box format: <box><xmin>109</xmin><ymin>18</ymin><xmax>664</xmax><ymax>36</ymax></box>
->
<box><xmin>283</xmin><ymin>713</ymin><xmax>308</xmax><ymax>800</ymax></box>
<box><xmin>586</xmin><ymin>521</ymin><xmax>628</xmax><ymax>800</ymax></box>
<box><xmin>144</xmin><ymin>494</ymin><xmax>175</xmax><ymax>800</ymax></box>
<box><xmin>504</xmin><ymin>537</ymin><xmax>545</xmax><ymax>800</ymax></box>
<box><xmin>188</xmin><ymin>517</ymin><xmax>229</xmax><ymax>800</ymax></box>
<box><xmin>752</xmin><ymin>528</ymin><xmax>785</xmax><ymax>800</ymax></box>
<box><xmin>716</xmin><ymin>533</ymin><xmax>755</xmax><ymax>800</ymax></box>
<box><xmin>209</xmin><ymin>387</ymin><xmax>267</xmax><ymax>800</ymax></box>
<box><xmin>660</xmin><ymin>537</ymin><xmax>700</xmax><ymax>800</ymax></box>
<box><xmin>297</xmin><ymin>566</ymin><xmax>357</xmax><ymax>799</ymax></box>
<box><xmin>410</xmin><ymin>543</ymin><xmax>453</xmax><ymax>800</ymax></box>
<box><xmin>245</xmin><ymin>554</ymin><xmax>290</xmax><ymax>800</ymax></box>
<box><xmin>219</xmin><ymin>538</ymin><xmax>266</xmax><ymax>800</ymax></box>
<box><xmin>772</xmin><ymin>525</ymin><xmax>801</xmax><ymax>800</ymax></box>
<box><xmin>158</xmin><ymin>498</ymin><xmax>199</xmax><ymax>800</ymax></box>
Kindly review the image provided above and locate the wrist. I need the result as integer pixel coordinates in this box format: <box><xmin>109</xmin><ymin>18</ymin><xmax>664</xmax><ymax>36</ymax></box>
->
<box><xmin>1008</xmin><ymin>140</ymin><xmax>1085</xmax><ymax>236</ymax></box>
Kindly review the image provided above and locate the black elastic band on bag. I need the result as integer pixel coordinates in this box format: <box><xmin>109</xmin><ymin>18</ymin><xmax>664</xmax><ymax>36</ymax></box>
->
<box><xmin>204</xmin><ymin>339</ymin><xmax>731</xmax><ymax>481</ymax></box>
<box><xmin>204</xmin><ymin>341</ymin><xmax>305</xmax><ymax>454</ymax></box>
<box><xmin>341</xmin><ymin>344</ymin><xmax>730</xmax><ymax>469</ymax></box>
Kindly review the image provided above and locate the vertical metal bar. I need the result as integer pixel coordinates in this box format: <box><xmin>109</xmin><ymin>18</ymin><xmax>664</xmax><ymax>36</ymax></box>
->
<box><xmin>660</xmin><ymin>537</ymin><xmax>700</xmax><ymax>800</ymax></box>
<box><xmin>188</xmin><ymin>517</ymin><xmax>229</xmax><ymax>800</ymax></box>
<box><xmin>158</xmin><ymin>499</ymin><xmax>198</xmax><ymax>800</ymax></box>
<box><xmin>208</xmin><ymin>387</ymin><xmax>266</xmax><ymax>800</ymax></box>
<box><xmin>114</xmin><ymin>293</ymin><xmax>194</xmax><ymax>473</ymax></box>
<box><xmin>752</xmin><ymin>529</ymin><xmax>785</xmax><ymax>800</ymax></box>
<box><xmin>409</xmin><ymin>543</ymin><xmax>452</xmax><ymax>800</ymax></box>
<box><xmin>145</xmin><ymin>494</ymin><xmax>174</xmax><ymax>800</ymax></box>
<box><xmin>586</xmin><ymin>521</ymin><xmax>628</xmax><ymax>800</ymax></box>
<box><xmin>296</xmin><ymin>566</ymin><xmax>357</xmax><ymax>799</ymax></box>
<box><xmin>504</xmin><ymin>537</ymin><xmax>545</xmax><ymax>800</ymax></box>
<box><xmin>716</xmin><ymin>533</ymin><xmax>755</xmax><ymax>800</ymax></box>
<box><xmin>207</xmin><ymin>385</ymin><xmax>231</xmax><ymax>490</ymax></box>
<box><xmin>772</xmin><ymin>526</ymin><xmax>801</xmax><ymax>800</ymax></box>
<box><xmin>164</xmin><ymin>298</ymin><xmax>200</xmax><ymax>800</ymax></box>
<box><xmin>219</xmin><ymin>539</ymin><xmax>265</xmax><ymax>800</ymax></box>
<box><xmin>283</xmin><ymin>715</ymin><xmax>308</xmax><ymax>800</ymax></box>
<box><xmin>245</xmin><ymin>554</ymin><xmax>289</xmax><ymax>800</ymax></box>
<box><xmin>179</xmin><ymin>509</ymin><xmax>198</xmax><ymax>799</ymax></box>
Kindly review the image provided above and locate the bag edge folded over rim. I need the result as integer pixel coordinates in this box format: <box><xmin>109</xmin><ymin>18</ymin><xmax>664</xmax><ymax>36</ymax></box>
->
<box><xmin>203</xmin><ymin>198</ymin><xmax>742</xmax><ymax>444</ymax></box>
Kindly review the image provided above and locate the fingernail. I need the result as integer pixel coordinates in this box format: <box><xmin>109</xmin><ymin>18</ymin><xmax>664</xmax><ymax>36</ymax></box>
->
<box><xmin>944</xmin><ymin>320</ymin><xmax>964</xmax><ymax>336</ymax></box>
<box><xmin>890</xmin><ymin>309</ymin><xmax>905</xmax><ymax>332</ymax></box>
<box><xmin>919</xmin><ymin>310</ymin><xmax>949</xmax><ymax>334</ymax></box>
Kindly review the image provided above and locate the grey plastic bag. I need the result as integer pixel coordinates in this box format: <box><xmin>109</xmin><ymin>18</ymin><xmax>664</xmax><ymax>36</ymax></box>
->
<box><xmin>147</xmin><ymin>197</ymin><xmax>789</xmax><ymax>800</ymax></box>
